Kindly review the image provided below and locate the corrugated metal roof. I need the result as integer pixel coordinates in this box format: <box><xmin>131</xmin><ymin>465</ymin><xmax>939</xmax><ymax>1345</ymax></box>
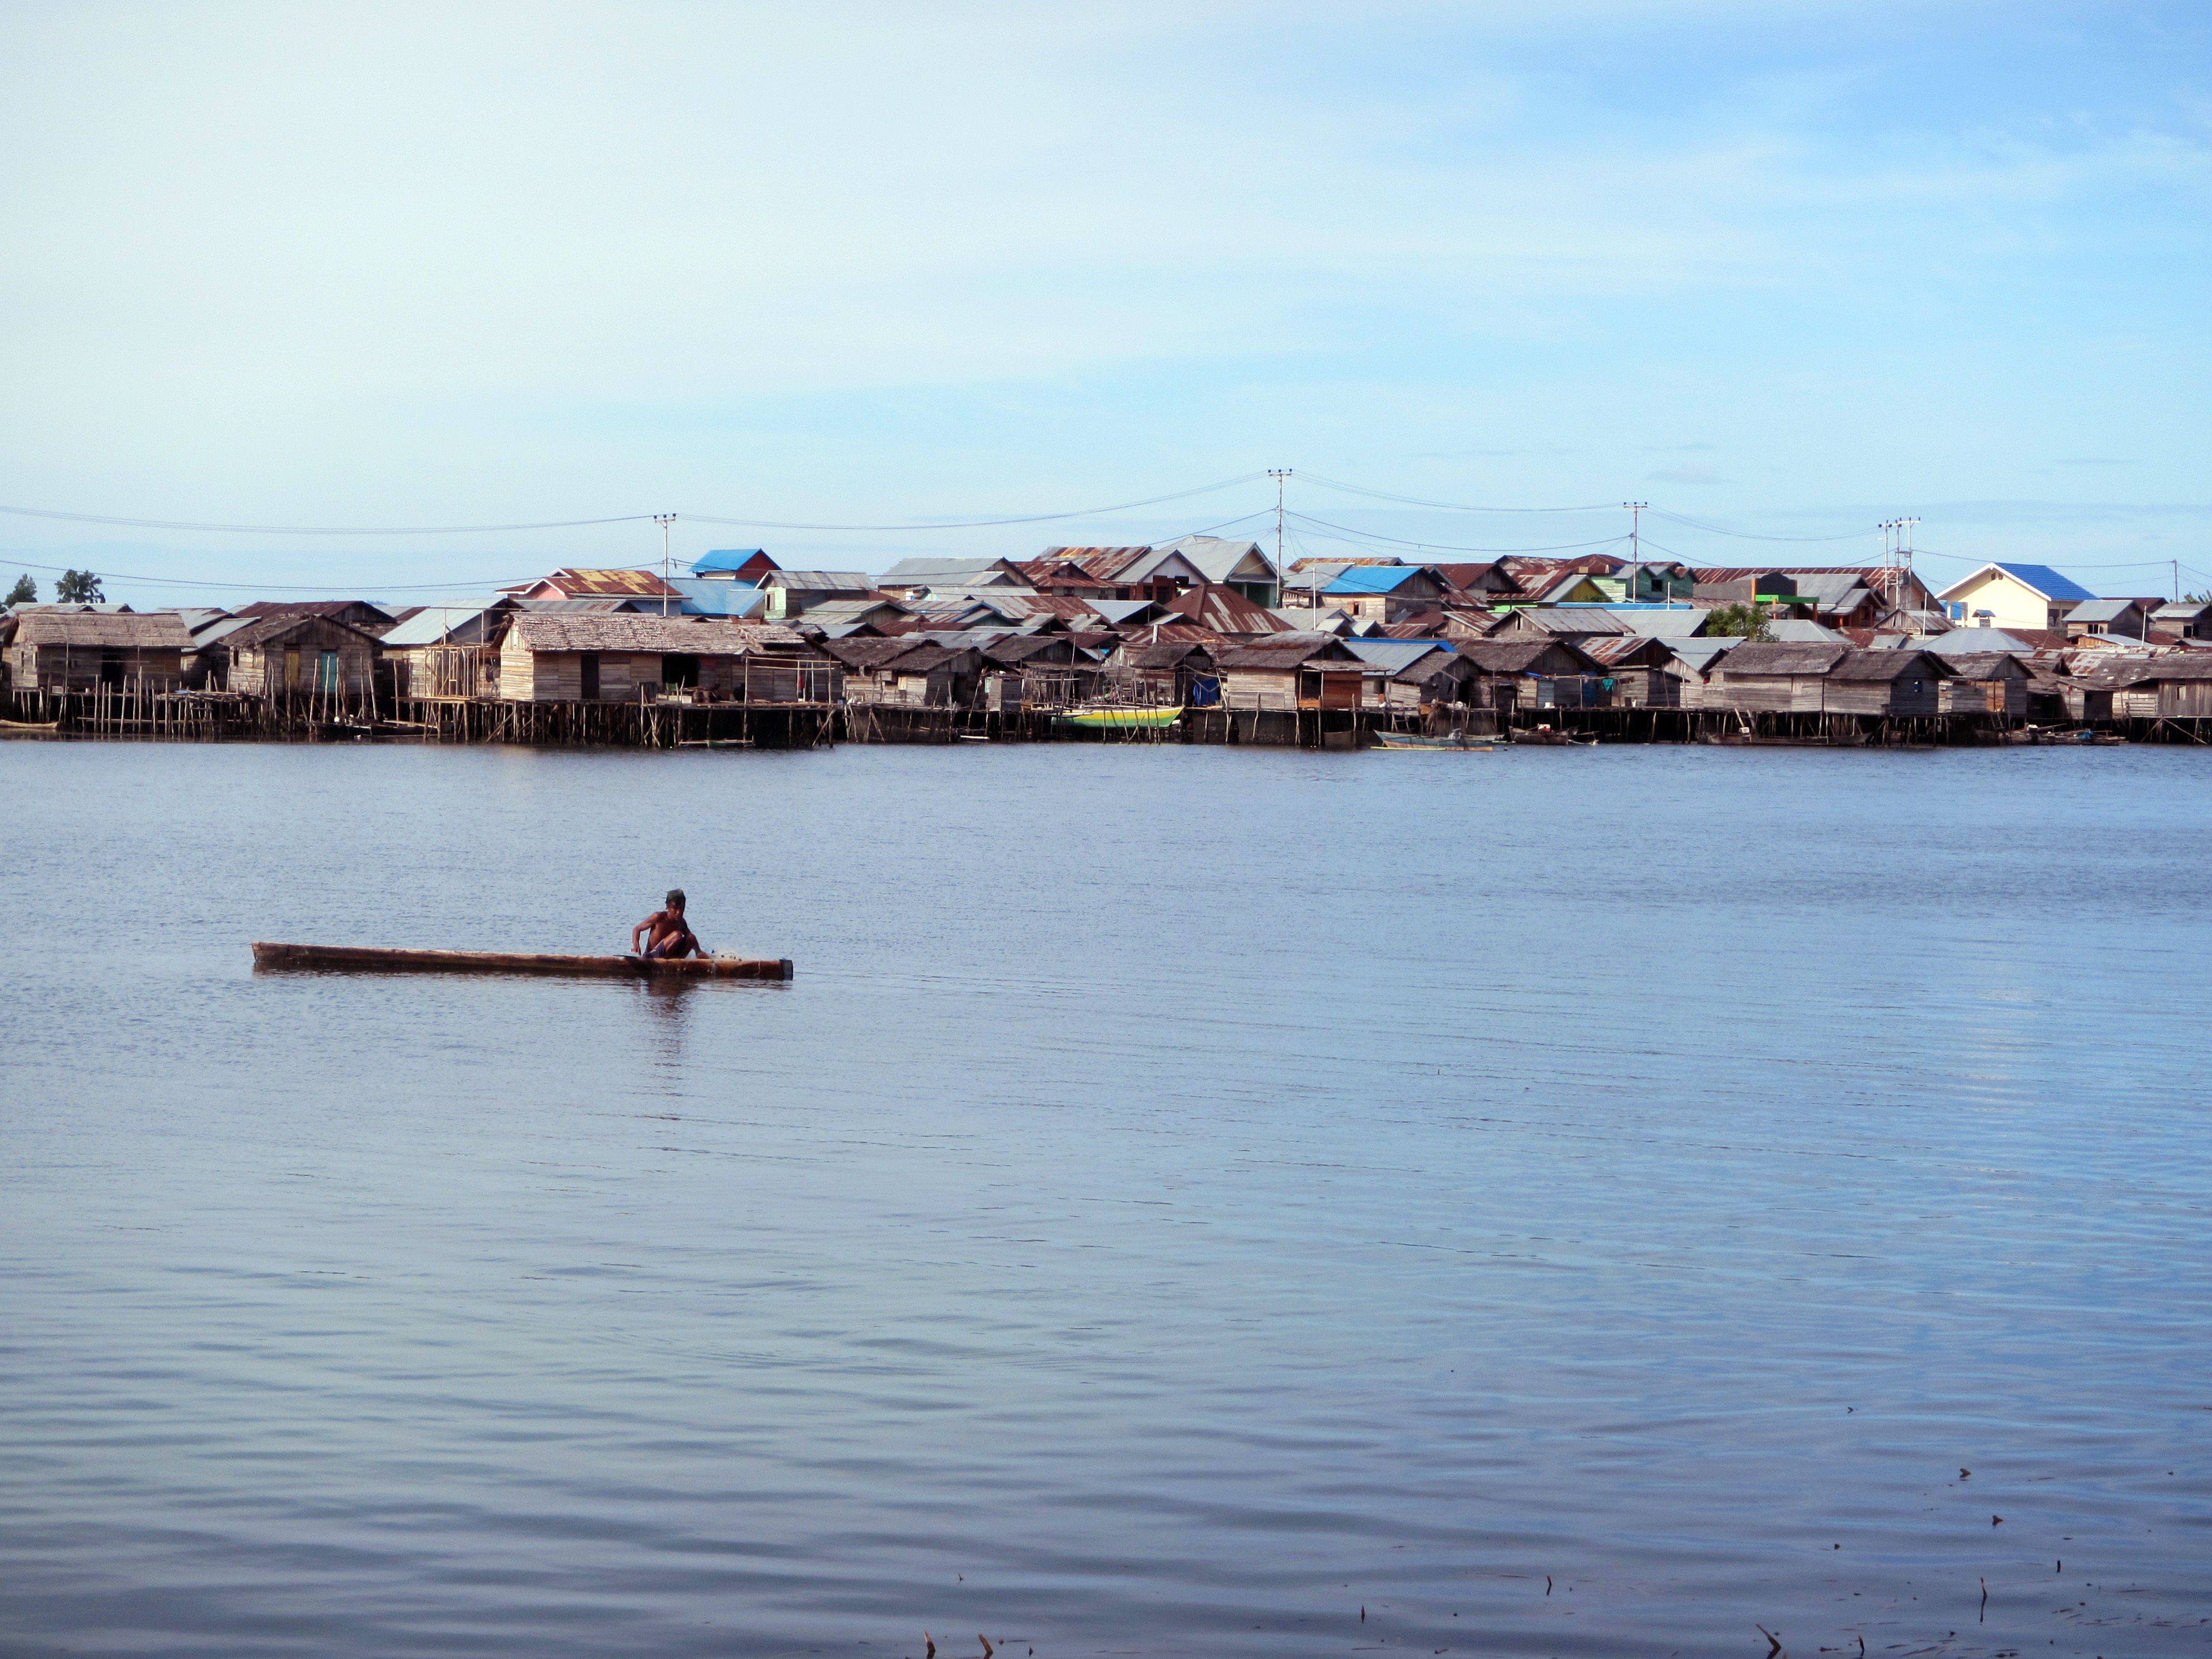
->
<box><xmin>1762</xmin><ymin>618</ymin><xmax>1848</xmax><ymax>643</ymax></box>
<box><xmin>759</xmin><ymin>571</ymin><xmax>875</xmax><ymax>591</ymax></box>
<box><xmin>514</xmin><ymin>567</ymin><xmax>684</xmax><ymax>598</ymax></box>
<box><xmin>1829</xmin><ymin>649</ymin><xmax>1949</xmax><ymax>681</ymax></box>
<box><xmin>2064</xmin><ymin>598</ymin><xmax>2140</xmax><ymax>623</ymax></box>
<box><xmin>1989</xmin><ymin>562</ymin><xmax>2098</xmax><ymax>603</ymax></box>
<box><xmin>1342</xmin><ymin>639</ymin><xmax>1454</xmax><ymax>672</ymax></box>
<box><xmin>1658</xmin><ymin>638</ymin><xmax>1740</xmax><ymax>672</ymax></box>
<box><xmin>691</xmin><ymin>548</ymin><xmax>773</xmax><ymax>576</ymax></box>
<box><xmin>879</xmin><ymin>557</ymin><xmax>1021</xmax><ymax>583</ymax></box>
<box><xmin>224</xmin><ymin>613</ymin><xmax>388</xmax><ymax>650</ymax></box>
<box><xmin>379</xmin><ymin>603</ymin><xmax>502</xmax><ymax>646</ymax></box>
<box><xmin>1160</xmin><ymin>586</ymin><xmax>1290</xmax><ymax>635</ymax></box>
<box><xmin>668</xmin><ymin>578</ymin><xmax>769</xmax><ymax>618</ymax></box>
<box><xmin>1154</xmin><ymin>535</ymin><xmax>1278</xmax><ymax>583</ymax></box>
<box><xmin>1717</xmin><ymin>642</ymin><xmax>1849</xmax><ymax>675</ymax></box>
<box><xmin>1322</xmin><ymin>565</ymin><xmax>1431</xmax><ymax>595</ymax></box>
<box><xmin>1922</xmin><ymin>627</ymin><xmax>2032</xmax><ymax>654</ymax></box>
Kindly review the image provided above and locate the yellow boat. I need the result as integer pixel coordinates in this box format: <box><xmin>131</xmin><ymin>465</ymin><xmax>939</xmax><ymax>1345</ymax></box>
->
<box><xmin>1053</xmin><ymin>706</ymin><xmax>1182</xmax><ymax>731</ymax></box>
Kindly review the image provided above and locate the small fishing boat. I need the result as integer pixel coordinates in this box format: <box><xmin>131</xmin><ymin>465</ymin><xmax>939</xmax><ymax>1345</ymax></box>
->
<box><xmin>0</xmin><ymin>719</ymin><xmax>62</xmax><ymax>739</ymax></box>
<box><xmin>1510</xmin><ymin>726</ymin><xmax>1598</xmax><ymax>747</ymax></box>
<box><xmin>1052</xmin><ymin>706</ymin><xmax>1182</xmax><ymax>731</ymax></box>
<box><xmin>1373</xmin><ymin>731</ymin><xmax>1503</xmax><ymax>751</ymax></box>
<box><xmin>252</xmin><ymin>942</ymin><xmax>792</xmax><ymax>979</ymax></box>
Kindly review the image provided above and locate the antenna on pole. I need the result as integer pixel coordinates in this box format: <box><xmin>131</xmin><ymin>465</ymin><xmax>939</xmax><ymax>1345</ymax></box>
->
<box><xmin>1622</xmin><ymin>502</ymin><xmax>1646</xmax><ymax>603</ymax></box>
<box><xmin>1876</xmin><ymin>518</ymin><xmax>1918</xmax><ymax>629</ymax></box>
<box><xmin>1268</xmin><ymin>469</ymin><xmax>1292</xmax><ymax>595</ymax></box>
<box><xmin>655</xmin><ymin>513</ymin><xmax>677</xmax><ymax>615</ymax></box>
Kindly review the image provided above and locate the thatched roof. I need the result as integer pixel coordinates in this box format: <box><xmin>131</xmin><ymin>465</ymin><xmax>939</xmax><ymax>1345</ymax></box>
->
<box><xmin>13</xmin><ymin>611</ymin><xmax>193</xmax><ymax>649</ymax></box>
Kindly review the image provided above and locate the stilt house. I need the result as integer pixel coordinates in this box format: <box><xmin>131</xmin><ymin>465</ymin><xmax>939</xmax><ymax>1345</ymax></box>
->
<box><xmin>493</xmin><ymin>614</ymin><xmax>827</xmax><ymax>703</ymax></box>
<box><xmin>227</xmin><ymin>614</ymin><xmax>382</xmax><ymax>697</ymax></box>
<box><xmin>7</xmin><ymin>611</ymin><xmax>195</xmax><ymax>692</ymax></box>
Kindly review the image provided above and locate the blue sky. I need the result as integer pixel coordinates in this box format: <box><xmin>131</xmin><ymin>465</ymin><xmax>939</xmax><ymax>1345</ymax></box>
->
<box><xmin>2</xmin><ymin>1</ymin><xmax>2207</xmax><ymax>602</ymax></box>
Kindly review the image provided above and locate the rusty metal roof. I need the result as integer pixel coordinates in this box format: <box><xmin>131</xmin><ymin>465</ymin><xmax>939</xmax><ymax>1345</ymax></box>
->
<box><xmin>513</xmin><ymin>567</ymin><xmax>685</xmax><ymax>598</ymax></box>
<box><xmin>1160</xmin><ymin>586</ymin><xmax>1291</xmax><ymax>635</ymax></box>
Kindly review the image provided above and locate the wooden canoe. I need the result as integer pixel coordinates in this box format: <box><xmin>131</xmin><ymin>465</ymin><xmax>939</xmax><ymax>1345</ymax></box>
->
<box><xmin>252</xmin><ymin>942</ymin><xmax>792</xmax><ymax>979</ymax></box>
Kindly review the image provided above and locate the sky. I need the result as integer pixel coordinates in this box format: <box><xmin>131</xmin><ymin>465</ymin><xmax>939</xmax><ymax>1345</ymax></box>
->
<box><xmin>1</xmin><ymin>0</ymin><xmax>2208</xmax><ymax>604</ymax></box>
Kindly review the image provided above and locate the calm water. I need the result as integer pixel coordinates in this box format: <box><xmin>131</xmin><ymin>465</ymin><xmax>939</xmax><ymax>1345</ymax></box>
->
<box><xmin>2</xmin><ymin>740</ymin><xmax>2208</xmax><ymax>1659</ymax></box>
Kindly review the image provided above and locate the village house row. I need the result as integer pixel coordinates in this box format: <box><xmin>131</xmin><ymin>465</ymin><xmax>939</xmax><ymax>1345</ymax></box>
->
<box><xmin>6</xmin><ymin>537</ymin><xmax>2211</xmax><ymax>737</ymax></box>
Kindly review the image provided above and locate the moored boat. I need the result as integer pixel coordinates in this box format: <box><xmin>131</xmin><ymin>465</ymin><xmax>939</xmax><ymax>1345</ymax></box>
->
<box><xmin>1373</xmin><ymin>731</ymin><xmax>1504</xmax><ymax>750</ymax></box>
<box><xmin>252</xmin><ymin>942</ymin><xmax>792</xmax><ymax>979</ymax></box>
<box><xmin>1052</xmin><ymin>706</ymin><xmax>1182</xmax><ymax>731</ymax></box>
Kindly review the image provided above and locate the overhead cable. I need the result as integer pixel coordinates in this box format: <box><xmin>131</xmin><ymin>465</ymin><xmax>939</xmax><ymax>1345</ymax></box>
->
<box><xmin>1294</xmin><ymin>472</ymin><xmax>1618</xmax><ymax>514</ymax></box>
<box><xmin>1282</xmin><ymin>509</ymin><xmax>1631</xmax><ymax>556</ymax></box>
<box><xmin>0</xmin><ymin>556</ymin><xmax>529</xmax><ymax>593</ymax></box>
<box><xmin>677</xmin><ymin>473</ymin><xmax>1271</xmax><ymax>531</ymax></box>
<box><xmin>1645</xmin><ymin>508</ymin><xmax>1872</xmax><ymax>544</ymax></box>
<box><xmin>0</xmin><ymin>505</ymin><xmax>655</xmax><ymax>535</ymax></box>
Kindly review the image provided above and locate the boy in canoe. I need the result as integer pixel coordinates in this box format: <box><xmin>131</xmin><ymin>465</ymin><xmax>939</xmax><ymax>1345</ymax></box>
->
<box><xmin>630</xmin><ymin>889</ymin><xmax>708</xmax><ymax>961</ymax></box>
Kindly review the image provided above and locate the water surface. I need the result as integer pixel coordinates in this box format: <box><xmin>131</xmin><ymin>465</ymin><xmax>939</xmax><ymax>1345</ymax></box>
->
<box><xmin>2</xmin><ymin>741</ymin><xmax>2208</xmax><ymax>1657</ymax></box>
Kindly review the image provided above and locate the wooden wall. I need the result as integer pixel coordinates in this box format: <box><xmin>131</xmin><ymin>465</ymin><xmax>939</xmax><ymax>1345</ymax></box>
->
<box><xmin>232</xmin><ymin>620</ymin><xmax>374</xmax><ymax>696</ymax></box>
<box><xmin>9</xmin><ymin>644</ymin><xmax>188</xmax><ymax>692</ymax></box>
<box><xmin>1219</xmin><ymin>667</ymin><xmax>1298</xmax><ymax>711</ymax></box>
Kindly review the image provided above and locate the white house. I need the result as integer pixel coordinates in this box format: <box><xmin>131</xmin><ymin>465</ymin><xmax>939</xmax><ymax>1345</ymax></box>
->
<box><xmin>1934</xmin><ymin>563</ymin><xmax>2096</xmax><ymax>633</ymax></box>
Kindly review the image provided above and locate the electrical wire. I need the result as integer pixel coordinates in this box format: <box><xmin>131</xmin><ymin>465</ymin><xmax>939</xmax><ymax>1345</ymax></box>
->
<box><xmin>0</xmin><ymin>473</ymin><xmax>1271</xmax><ymax>539</ymax></box>
<box><xmin>0</xmin><ymin>505</ymin><xmax>653</xmax><ymax>535</ymax></box>
<box><xmin>1644</xmin><ymin>508</ymin><xmax>1872</xmax><ymax>544</ymax></box>
<box><xmin>0</xmin><ymin>556</ymin><xmax>530</xmax><ymax>593</ymax></box>
<box><xmin>1293</xmin><ymin>472</ymin><xmax>1618</xmax><ymax>514</ymax></box>
<box><xmin>1282</xmin><ymin>509</ymin><xmax>1631</xmax><ymax>556</ymax></box>
<box><xmin>678</xmin><ymin>472</ymin><xmax>1271</xmax><ymax>531</ymax></box>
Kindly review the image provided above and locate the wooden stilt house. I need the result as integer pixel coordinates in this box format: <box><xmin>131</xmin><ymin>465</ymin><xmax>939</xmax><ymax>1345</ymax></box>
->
<box><xmin>492</xmin><ymin>614</ymin><xmax>831</xmax><ymax>703</ymax></box>
<box><xmin>6</xmin><ymin>611</ymin><xmax>195</xmax><ymax>692</ymax></box>
<box><xmin>227</xmin><ymin>613</ymin><xmax>382</xmax><ymax>698</ymax></box>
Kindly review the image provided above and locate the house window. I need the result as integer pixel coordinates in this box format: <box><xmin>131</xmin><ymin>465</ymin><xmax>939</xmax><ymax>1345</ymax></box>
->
<box><xmin>318</xmin><ymin>651</ymin><xmax>340</xmax><ymax>692</ymax></box>
<box><xmin>285</xmin><ymin>648</ymin><xmax>301</xmax><ymax>689</ymax></box>
<box><xmin>580</xmin><ymin>652</ymin><xmax>601</xmax><ymax>701</ymax></box>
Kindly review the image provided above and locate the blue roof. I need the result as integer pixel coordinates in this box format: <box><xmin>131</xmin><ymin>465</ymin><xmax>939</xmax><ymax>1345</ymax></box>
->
<box><xmin>1991</xmin><ymin>563</ymin><xmax>2097</xmax><ymax>603</ymax></box>
<box><xmin>1321</xmin><ymin>565</ymin><xmax>1425</xmax><ymax>595</ymax></box>
<box><xmin>691</xmin><ymin>548</ymin><xmax>770</xmax><ymax>576</ymax></box>
<box><xmin>668</xmin><ymin>578</ymin><xmax>767</xmax><ymax>617</ymax></box>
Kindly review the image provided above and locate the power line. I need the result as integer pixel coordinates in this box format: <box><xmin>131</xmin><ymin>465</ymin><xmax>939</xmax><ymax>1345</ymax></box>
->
<box><xmin>1644</xmin><ymin>508</ymin><xmax>1871</xmax><ymax>544</ymax></box>
<box><xmin>1281</xmin><ymin>509</ymin><xmax>1631</xmax><ymax>556</ymax></box>
<box><xmin>677</xmin><ymin>472</ymin><xmax>1271</xmax><ymax>531</ymax></box>
<box><xmin>0</xmin><ymin>473</ymin><xmax>1271</xmax><ymax>539</ymax></box>
<box><xmin>0</xmin><ymin>505</ymin><xmax>653</xmax><ymax>535</ymax></box>
<box><xmin>1293</xmin><ymin>472</ymin><xmax>1617</xmax><ymax>513</ymax></box>
<box><xmin>0</xmin><ymin>556</ymin><xmax>529</xmax><ymax>593</ymax></box>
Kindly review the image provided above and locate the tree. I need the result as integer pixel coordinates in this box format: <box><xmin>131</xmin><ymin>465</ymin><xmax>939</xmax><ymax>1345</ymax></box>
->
<box><xmin>54</xmin><ymin>568</ymin><xmax>103</xmax><ymax>603</ymax></box>
<box><xmin>1705</xmin><ymin>601</ymin><xmax>1773</xmax><ymax>641</ymax></box>
<box><xmin>4</xmin><ymin>573</ymin><xmax>33</xmax><ymax>606</ymax></box>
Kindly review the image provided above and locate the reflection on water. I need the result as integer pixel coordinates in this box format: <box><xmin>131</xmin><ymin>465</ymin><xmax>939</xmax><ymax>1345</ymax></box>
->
<box><xmin>2</xmin><ymin>740</ymin><xmax>2208</xmax><ymax>1658</ymax></box>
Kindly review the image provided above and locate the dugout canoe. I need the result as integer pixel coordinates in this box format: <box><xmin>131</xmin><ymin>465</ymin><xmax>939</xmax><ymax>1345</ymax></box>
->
<box><xmin>252</xmin><ymin>942</ymin><xmax>792</xmax><ymax>979</ymax></box>
<box><xmin>1372</xmin><ymin>731</ymin><xmax>1504</xmax><ymax>750</ymax></box>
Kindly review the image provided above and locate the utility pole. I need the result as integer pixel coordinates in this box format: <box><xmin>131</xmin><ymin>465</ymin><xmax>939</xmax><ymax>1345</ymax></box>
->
<box><xmin>1877</xmin><ymin>518</ymin><xmax>1919</xmax><ymax>629</ymax></box>
<box><xmin>655</xmin><ymin>513</ymin><xmax>677</xmax><ymax>615</ymax></box>
<box><xmin>1622</xmin><ymin>502</ymin><xmax>1646</xmax><ymax>604</ymax></box>
<box><xmin>1269</xmin><ymin>469</ymin><xmax>1292</xmax><ymax>601</ymax></box>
